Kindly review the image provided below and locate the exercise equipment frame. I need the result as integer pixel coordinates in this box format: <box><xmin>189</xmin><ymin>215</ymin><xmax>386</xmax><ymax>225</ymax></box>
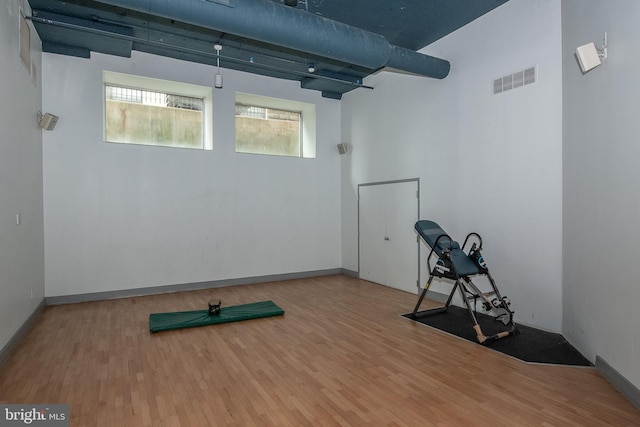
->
<box><xmin>411</xmin><ymin>220</ymin><xmax>518</xmax><ymax>344</ymax></box>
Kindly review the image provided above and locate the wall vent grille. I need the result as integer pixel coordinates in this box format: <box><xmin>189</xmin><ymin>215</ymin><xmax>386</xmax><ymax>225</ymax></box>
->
<box><xmin>493</xmin><ymin>66</ymin><xmax>536</xmax><ymax>94</ymax></box>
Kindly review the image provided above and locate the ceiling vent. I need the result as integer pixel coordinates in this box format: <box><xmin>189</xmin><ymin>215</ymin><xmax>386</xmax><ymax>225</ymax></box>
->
<box><xmin>493</xmin><ymin>66</ymin><xmax>536</xmax><ymax>94</ymax></box>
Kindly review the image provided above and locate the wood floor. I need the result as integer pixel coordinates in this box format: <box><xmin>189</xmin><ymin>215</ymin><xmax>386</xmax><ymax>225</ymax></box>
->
<box><xmin>1</xmin><ymin>275</ymin><xmax>638</xmax><ymax>426</ymax></box>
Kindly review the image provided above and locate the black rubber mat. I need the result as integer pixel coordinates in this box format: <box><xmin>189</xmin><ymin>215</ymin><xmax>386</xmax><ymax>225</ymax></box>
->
<box><xmin>403</xmin><ymin>306</ymin><xmax>592</xmax><ymax>366</ymax></box>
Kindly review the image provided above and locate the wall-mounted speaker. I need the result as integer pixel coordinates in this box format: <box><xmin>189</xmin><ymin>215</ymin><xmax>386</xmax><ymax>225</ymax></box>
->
<box><xmin>337</xmin><ymin>142</ymin><xmax>348</xmax><ymax>155</ymax></box>
<box><xmin>38</xmin><ymin>112</ymin><xmax>59</xmax><ymax>130</ymax></box>
<box><xmin>576</xmin><ymin>42</ymin><xmax>602</xmax><ymax>73</ymax></box>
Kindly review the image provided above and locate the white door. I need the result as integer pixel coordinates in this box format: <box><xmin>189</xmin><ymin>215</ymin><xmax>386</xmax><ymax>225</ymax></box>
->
<box><xmin>359</xmin><ymin>180</ymin><xmax>419</xmax><ymax>294</ymax></box>
<box><xmin>359</xmin><ymin>185</ymin><xmax>387</xmax><ymax>285</ymax></box>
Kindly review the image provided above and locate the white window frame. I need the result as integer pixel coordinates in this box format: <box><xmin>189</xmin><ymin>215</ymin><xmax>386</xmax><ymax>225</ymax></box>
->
<box><xmin>235</xmin><ymin>92</ymin><xmax>316</xmax><ymax>158</ymax></box>
<box><xmin>103</xmin><ymin>71</ymin><xmax>213</xmax><ymax>150</ymax></box>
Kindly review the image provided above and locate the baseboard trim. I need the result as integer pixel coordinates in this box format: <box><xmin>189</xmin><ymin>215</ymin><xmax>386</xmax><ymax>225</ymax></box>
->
<box><xmin>595</xmin><ymin>356</ymin><xmax>640</xmax><ymax>410</ymax></box>
<box><xmin>0</xmin><ymin>298</ymin><xmax>46</xmax><ymax>368</ymax></box>
<box><xmin>341</xmin><ymin>268</ymin><xmax>358</xmax><ymax>278</ymax></box>
<box><xmin>46</xmin><ymin>268</ymin><xmax>344</xmax><ymax>306</ymax></box>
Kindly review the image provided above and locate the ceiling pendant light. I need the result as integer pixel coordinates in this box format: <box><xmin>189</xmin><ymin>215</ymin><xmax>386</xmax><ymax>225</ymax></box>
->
<box><xmin>214</xmin><ymin>44</ymin><xmax>223</xmax><ymax>89</ymax></box>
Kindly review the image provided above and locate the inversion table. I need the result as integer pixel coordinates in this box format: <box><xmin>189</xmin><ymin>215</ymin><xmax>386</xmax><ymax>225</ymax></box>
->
<box><xmin>411</xmin><ymin>220</ymin><xmax>517</xmax><ymax>344</ymax></box>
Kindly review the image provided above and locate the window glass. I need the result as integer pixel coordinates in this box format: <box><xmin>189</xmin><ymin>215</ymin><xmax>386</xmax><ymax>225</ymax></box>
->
<box><xmin>103</xmin><ymin>72</ymin><xmax>212</xmax><ymax>150</ymax></box>
<box><xmin>235</xmin><ymin>104</ymin><xmax>301</xmax><ymax>157</ymax></box>
<box><xmin>235</xmin><ymin>93</ymin><xmax>316</xmax><ymax>158</ymax></box>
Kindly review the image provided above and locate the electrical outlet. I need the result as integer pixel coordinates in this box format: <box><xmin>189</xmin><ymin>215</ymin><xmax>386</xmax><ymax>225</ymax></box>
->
<box><xmin>16</xmin><ymin>213</ymin><xmax>21</xmax><ymax>225</ymax></box>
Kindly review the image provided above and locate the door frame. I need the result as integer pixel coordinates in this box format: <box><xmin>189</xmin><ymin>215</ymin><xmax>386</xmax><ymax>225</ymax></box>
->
<box><xmin>357</xmin><ymin>178</ymin><xmax>421</xmax><ymax>291</ymax></box>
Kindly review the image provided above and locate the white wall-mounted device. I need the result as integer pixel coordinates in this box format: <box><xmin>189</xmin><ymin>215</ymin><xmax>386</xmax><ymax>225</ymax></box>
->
<box><xmin>576</xmin><ymin>32</ymin><xmax>608</xmax><ymax>73</ymax></box>
<box><xmin>37</xmin><ymin>111</ymin><xmax>59</xmax><ymax>130</ymax></box>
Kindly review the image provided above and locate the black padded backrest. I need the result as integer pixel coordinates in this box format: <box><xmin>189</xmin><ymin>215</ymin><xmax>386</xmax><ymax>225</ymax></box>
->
<box><xmin>414</xmin><ymin>220</ymin><xmax>458</xmax><ymax>254</ymax></box>
<box><xmin>415</xmin><ymin>219</ymin><xmax>480</xmax><ymax>277</ymax></box>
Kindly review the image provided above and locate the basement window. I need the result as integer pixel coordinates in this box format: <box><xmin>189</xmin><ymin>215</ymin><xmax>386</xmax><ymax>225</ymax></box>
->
<box><xmin>103</xmin><ymin>71</ymin><xmax>213</xmax><ymax>150</ymax></box>
<box><xmin>235</xmin><ymin>92</ymin><xmax>316</xmax><ymax>158</ymax></box>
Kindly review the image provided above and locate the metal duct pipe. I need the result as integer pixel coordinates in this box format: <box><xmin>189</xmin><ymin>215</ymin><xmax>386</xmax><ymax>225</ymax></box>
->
<box><xmin>92</xmin><ymin>0</ymin><xmax>450</xmax><ymax>79</ymax></box>
<box><xmin>387</xmin><ymin>45</ymin><xmax>450</xmax><ymax>78</ymax></box>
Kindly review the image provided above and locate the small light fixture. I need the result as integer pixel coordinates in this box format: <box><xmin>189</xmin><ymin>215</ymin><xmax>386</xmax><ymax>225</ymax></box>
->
<box><xmin>214</xmin><ymin>43</ymin><xmax>223</xmax><ymax>89</ymax></box>
<box><xmin>576</xmin><ymin>32</ymin><xmax>608</xmax><ymax>73</ymax></box>
<box><xmin>307</xmin><ymin>64</ymin><xmax>315</xmax><ymax>73</ymax></box>
<box><xmin>37</xmin><ymin>111</ymin><xmax>58</xmax><ymax>130</ymax></box>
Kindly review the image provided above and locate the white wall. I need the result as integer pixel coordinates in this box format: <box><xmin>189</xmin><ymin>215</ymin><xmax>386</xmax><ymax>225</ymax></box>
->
<box><xmin>42</xmin><ymin>51</ymin><xmax>342</xmax><ymax>297</ymax></box>
<box><xmin>562</xmin><ymin>0</ymin><xmax>640</xmax><ymax>388</ymax></box>
<box><xmin>342</xmin><ymin>0</ymin><xmax>564</xmax><ymax>331</ymax></box>
<box><xmin>0</xmin><ymin>0</ymin><xmax>45</xmax><ymax>350</ymax></box>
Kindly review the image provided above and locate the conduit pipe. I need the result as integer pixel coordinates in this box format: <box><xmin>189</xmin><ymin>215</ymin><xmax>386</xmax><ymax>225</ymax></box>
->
<box><xmin>92</xmin><ymin>0</ymin><xmax>450</xmax><ymax>79</ymax></box>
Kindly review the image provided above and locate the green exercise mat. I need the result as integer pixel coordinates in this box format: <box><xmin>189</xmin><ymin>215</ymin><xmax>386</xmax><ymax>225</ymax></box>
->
<box><xmin>149</xmin><ymin>300</ymin><xmax>284</xmax><ymax>333</ymax></box>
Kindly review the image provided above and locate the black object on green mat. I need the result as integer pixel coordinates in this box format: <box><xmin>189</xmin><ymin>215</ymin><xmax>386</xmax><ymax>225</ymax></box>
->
<box><xmin>150</xmin><ymin>300</ymin><xmax>284</xmax><ymax>333</ymax></box>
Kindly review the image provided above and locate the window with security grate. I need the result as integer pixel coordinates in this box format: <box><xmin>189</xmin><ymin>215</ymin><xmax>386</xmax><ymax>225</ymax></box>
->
<box><xmin>234</xmin><ymin>92</ymin><xmax>315</xmax><ymax>158</ymax></box>
<box><xmin>103</xmin><ymin>71</ymin><xmax>212</xmax><ymax>150</ymax></box>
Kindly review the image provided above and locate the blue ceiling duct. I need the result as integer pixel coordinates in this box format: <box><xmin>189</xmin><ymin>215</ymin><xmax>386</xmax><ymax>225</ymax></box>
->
<box><xmin>90</xmin><ymin>0</ymin><xmax>450</xmax><ymax>80</ymax></box>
